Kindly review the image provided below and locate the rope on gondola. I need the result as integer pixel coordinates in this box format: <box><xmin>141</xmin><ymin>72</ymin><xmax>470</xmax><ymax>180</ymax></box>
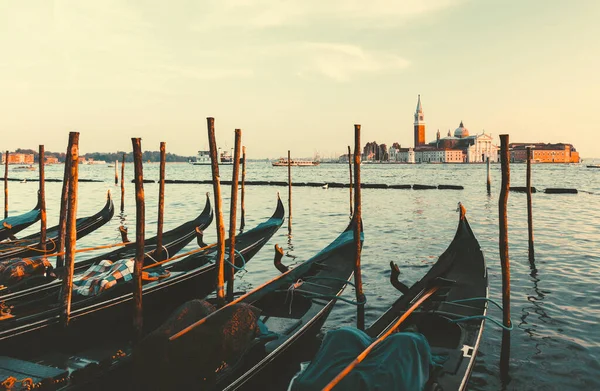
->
<box><xmin>285</xmin><ymin>278</ymin><xmax>367</xmax><ymax>314</ymax></box>
<box><xmin>447</xmin><ymin>297</ymin><xmax>514</xmax><ymax>331</ymax></box>
<box><xmin>0</xmin><ymin>239</ymin><xmax>133</xmax><ymax>260</ymax></box>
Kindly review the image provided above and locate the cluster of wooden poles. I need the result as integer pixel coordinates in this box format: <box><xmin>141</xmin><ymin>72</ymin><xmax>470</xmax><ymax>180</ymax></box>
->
<box><xmin>2</xmin><ymin>131</ymin><xmax>530</xmax><ymax>378</ymax></box>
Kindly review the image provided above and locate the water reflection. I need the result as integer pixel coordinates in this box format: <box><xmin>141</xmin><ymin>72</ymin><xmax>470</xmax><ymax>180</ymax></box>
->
<box><xmin>519</xmin><ymin>257</ymin><xmax>551</xmax><ymax>356</ymax></box>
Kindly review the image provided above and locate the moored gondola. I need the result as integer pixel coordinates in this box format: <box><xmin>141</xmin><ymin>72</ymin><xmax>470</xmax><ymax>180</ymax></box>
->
<box><xmin>0</xmin><ymin>195</ymin><xmax>285</xmax><ymax>389</ymax></box>
<box><xmin>0</xmin><ymin>193</ymin><xmax>214</xmax><ymax>311</ymax></box>
<box><xmin>0</xmin><ymin>197</ymin><xmax>41</xmax><ymax>242</ymax></box>
<box><xmin>0</xmin><ymin>191</ymin><xmax>115</xmax><ymax>261</ymax></box>
<box><xmin>288</xmin><ymin>204</ymin><xmax>488</xmax><ymax>391</ymax></box>
<box><xmin>132</xmin><ymin>214</ymin><xmax>362</xmax><ymax>391</ymax></box>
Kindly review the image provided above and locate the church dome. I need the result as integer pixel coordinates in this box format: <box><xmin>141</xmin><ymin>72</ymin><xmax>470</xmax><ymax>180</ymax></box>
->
<box><xmin>454</xmin><ymin>121</ymin><xmax>469</xmax><ymax>138</ymax></box>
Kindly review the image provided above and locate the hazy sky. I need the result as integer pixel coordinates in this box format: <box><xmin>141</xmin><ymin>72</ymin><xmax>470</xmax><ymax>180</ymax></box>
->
<box><xmin>1</xmin><ymin>0</ymin><xmax>598</xmax><ymax>158</ymax></box>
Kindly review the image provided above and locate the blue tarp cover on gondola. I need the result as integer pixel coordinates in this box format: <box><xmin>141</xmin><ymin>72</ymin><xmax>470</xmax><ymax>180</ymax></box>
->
<box><xmin>289</xmin><ymin>327</ymin><xmax>433</xmax><ymax>391</ymax></box>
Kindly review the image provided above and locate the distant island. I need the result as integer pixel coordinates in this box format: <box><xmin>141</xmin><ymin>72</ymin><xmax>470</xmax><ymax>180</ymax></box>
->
<box><xmin>3</xmin><ymin>149</ymin><xmax>195</xmax><ymax>164</ymax></box>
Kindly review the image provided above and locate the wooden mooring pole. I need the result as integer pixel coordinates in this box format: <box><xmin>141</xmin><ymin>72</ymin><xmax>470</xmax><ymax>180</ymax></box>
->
<box><xmin>486</xmin><ymin>156</ymin><xmax>491</xmax><ymax>195</ymax></box>
<box><xmin>115</xmin><ymin>160</ymin><xmax>118</xmax><ymax>185</ymax></box>
<box><xmin>38</xmin><ymin>145</ymin><xmax>47</xmax><ymax>254</ymax></box>
<box><xmin>4</xmin><ymin>150</ymin><xmax>8</xmax><ymax>219</ymax></box>
<box><xmin>227</xmin><ymin>129</ymin><xmax>242</xmax><ymax>301</ymax></box>
<box><xmin>499</xmin><ymin>134</ymin><xmax>511</xmax><ymax>375</ymax></box>
<box><xmin>526</xmin><ymin>147</ymin><xmax>534</xmax><ymax>262</ymax></box>
<box><xmin>60</xmin><ymin>132</ymin><xmax>79</xmax><ymax>327</ymax></box>
<box><xmin>155</xmin><ymin>142</ymin><xmax>166</xmax><ymax>261</ymax></box>
<box><xmin>288</xmin><ymin>150</ymin><xmax>292</xmax><ymax>236</ymax></box>
<box><xmin>120</xmin><ymin>153</ymin><xmax>126</xmax><ymax>212</ymax></box>
<box><xmin>56</xmin><ymin>142</ymin><xmax>73</xmax><ymax>268</ymax></box>
<box><xmin>207</xmin><ymin>118</ymin><xmax>226</xmax><ymax>304</ymax></box>
<box><xmin>348</xmin><ymin>145</ymin><xmax>353</xmax><ymax>217</ymax></box>
<box><xmin>353</xmin><ymin>125</ymin><xmax>365</xmax><ymax>331</ymax></box>
<box><xmin>240</xmin><ymin>146</ymin><xmax>246</xmax><ymax>231</ymax></box>
<box><xmin>131</xmin><ymin>138</ymin><xmax>145</xmax><ymax>343</ymax></box>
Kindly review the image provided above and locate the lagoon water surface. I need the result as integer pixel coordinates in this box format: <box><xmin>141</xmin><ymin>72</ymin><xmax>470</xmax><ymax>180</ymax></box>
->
<box><xmin>6</xmin><ymin>161</ymin><xmax>600</xmax><ymax>390</ymax></box>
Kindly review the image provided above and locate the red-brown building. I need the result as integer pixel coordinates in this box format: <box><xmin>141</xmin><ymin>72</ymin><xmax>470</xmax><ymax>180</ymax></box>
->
<box><xmin>510</xmin><ymin>143</ymin><xmax>580</xmax><ymax>163</ymax></box>
<box><xmin>1</xmin><ymin>153</ymin><xmax>34</xmax><ymax>165</ymax></box>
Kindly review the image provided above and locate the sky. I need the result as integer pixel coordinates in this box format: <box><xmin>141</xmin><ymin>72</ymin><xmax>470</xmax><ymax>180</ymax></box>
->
<box><xmin>1</xmin><ymin>0</ymin><xmax>599</xmax><ymax>159</ymax></box>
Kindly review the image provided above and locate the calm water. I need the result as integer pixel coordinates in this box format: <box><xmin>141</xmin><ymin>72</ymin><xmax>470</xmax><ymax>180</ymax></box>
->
<box><xmin>6</xmin><ymin>161</ymin><xmax>600</xmax><ymax>390</ymax></box>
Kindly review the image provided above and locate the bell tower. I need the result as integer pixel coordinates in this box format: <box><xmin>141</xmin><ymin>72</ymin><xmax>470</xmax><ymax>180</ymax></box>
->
<box><xmin>414</xmin><ymin>95</ymin><xmax>425</xmax><ymax>147</ymax></box>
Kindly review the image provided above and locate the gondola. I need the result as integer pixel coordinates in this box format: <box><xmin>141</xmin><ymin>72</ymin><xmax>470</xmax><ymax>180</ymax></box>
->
<box><xmin>0</xmin><ymin>195</ymin><xmax>285</xmax><ymax>388</ymax></box>
<box><xmin>0</xmin><ymin>197</ymin><xmax>41</xmax><ymax>242</ymax></box>
<box><xmin>0</xmin><ymin>191</ymin><xmax>115</xmax><ymax>261</ymax></box>
<box><xmin>130</xmin><ymin>213</ymin><xmax>362</xmax><ymax>391</ymax></box>
<box><xmin>289</xmin><ymin>205</ymin><xmax>488</xmax><ymax>391</ymax></box>
<box><xmin>0</xmin><ymin>193</ymin><xmax>213</xmax><ymax>309</ymax></box>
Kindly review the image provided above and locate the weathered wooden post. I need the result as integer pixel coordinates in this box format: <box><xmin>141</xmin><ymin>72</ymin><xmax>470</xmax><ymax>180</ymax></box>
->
<box><xmin>154</xmin><ymin>142</ymin><xmax>166</xmax><ymax>261</ymax></box>
<box><xmin>207</xmin><ymin>118</ymin><xmax>226</xmax><ymax>304</ymax></box>
<box><xmin>226</xmin><ymin>129</ymin><xmax>242</xmax><ymax>301</ymax></box>
<box><xmin>38</xmin><ymin>145</ymin><xmax>47</xmax><ymax>254</ymax></box>
<box><xmin>56</xmin><ymin>144</ymin><xmax>73</xmax><ymax>268</ymax></box>
<box><xmin>4</xmin><ymin>150</ymin><xmax>8</xmax><ymax>219</ymax></box>
<box><xmin>348</xmin><ymin>145</ymin><xmax>353</xmax><ymax>216</ymax></box>
<box><xmin>526</xmin><ymin>147</ymin><xmax>534</xmax><ymax>262</ymax></box>
<box><xmin>240</xmin><ymin>146</ymin><xmax>246</xmax><ymax>230</ymax></box>
<box><xmin>498</xmin><ymin>134</ymin><xmax>511</xmax><ymax>375</ymax></box>
<box><xmin>60</xmin><ymin>132</ymin><xmax>79</xmax><ymax>327</ymax></box>
<box><xmin>120</xmin><ymin>153</ymin><xmax>126</xmax><ymax>212</ymax></box>
<box><xmin>131</xmin><ymin>138</ymin><xmax>145</xmax><ymax>343</ymax></box>
<box><xmin>486</xmin><ymin>156</ymin><xmax>491</xmax><ymax>195</ymax></box>
<box><xmin>115</xmin><ymin>160</ymin><xmax>118</xmax><ymax>185</ymax></box>
<box><xmin>288</xmin><ymin>150</ymin><xmax>292</xmax><ymax>235</ymax></box>
<box><xmin>353</xmin><ymin>125</ymin><xmax>365</xmax><ymax>330</ymax></box>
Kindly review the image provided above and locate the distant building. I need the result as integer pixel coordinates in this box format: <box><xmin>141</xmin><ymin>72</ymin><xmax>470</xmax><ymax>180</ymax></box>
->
<box><xmin>414</xmin><ymin>95</ymin><xmax>426</xmax><ymax>147</ymax></box>
<box><xmin>510</xmin><ymin>143</ymin><xmax>580</xmax><ymax>163</ymax></box>
<box><xmin>398</xmin><ymin>96</ymin><xmax>499</xmax><ymax>163</ymax></box>
<box><xmin>45</xmin><ymin>156</ymin><xmax>59</xmax><ymax>164</ymax></box>
<box><xmin>1</xmin><ymin>153</ymin><xmax>34</xmax><ymax>165</ymax></box>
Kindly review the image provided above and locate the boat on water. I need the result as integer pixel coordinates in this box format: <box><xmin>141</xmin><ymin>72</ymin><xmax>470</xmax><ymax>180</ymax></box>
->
<box><xmin>272</xmin><ymin>157</ymin><xmax>320</xmax><ymax>167</ymax></box>
<box><xmin>0</xmin><ymin>197</ymin><xmax>41</xmax><ymax>242</ymax></box>
<box><xmin>0</xmin><ymin>194</ymin><xmax>213</xmax><ymax>298</ymax></box>
<box><xmin>0</xmin><ymin>192</ymin><xmax>115</xmax><ymax>261</ymax></box>
<box><xmin>189</xmin><ymin>150</ymin><xmax>211</xmax><ymax>165</ymax></box>
<box><xmin>586</xmin><ymin>164</ymin><xmax>600</xmax><ymax>168</ymax></box>
<box><xmin>133</xmin><ymin>212</ymin><xmax>360</xmax><ymax>390</ymax></box>
<box><xmin>0</xmin><ymin>196</ymin><xmax>285</xmax><ymax>390</ymax></box>
<box><xmin>190</xmin><ymin>149</ymin><xmax>243</xmax><ymax>166</ymax></box>
<box><xmin>288</xmin><ymin>204</ymin><xmax>488</xmax><ymax>391</ymax></box>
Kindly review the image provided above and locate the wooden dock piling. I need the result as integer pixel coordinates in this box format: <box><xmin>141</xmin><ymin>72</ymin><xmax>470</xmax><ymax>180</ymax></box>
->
<box><xmin>227</xmin><ymin>129</ymin><xmax>242</xmax><ymax>301</ymax></box>
<box><xmin>60</xmin><ymin>132</ymin><xmax>80</xmax><ymax>327</ymax></box>
<box><xmin>131</xmin><ymin>138</ymin><xmax>145</xmax><ymax>343</ymax></box>
<box><xmin>120</xmin><ymin>153</ymin><xmax>126</xmax><ymax>212</ymax></box>
<box><xmin>526</xmin><ymin>147</ymin><xmax>534</xmax><ymax>262</ymax></box>
<box><xmin>38</xmin><ymin>145</ymin><xmax>47</xmax><ymax>254</ymax></box>
<box><xmin>207</xmin><ymin>118</ymin><xmax>226</xmax><ymax>304</ymax></box>
<box><xmin>240</xmin><ymin>146</ymin><xmax>246</xmax><ymax>230</ymax></box>
<box><xmin>4</xmin><ymin>150</ymin><xmax>8</xmax><ymax>219</ymax></box>
<box><xmin>155</xmin><ymin>142</ymin><xmax>166</xmax><ymax>261</ymax></box>
<box><xmin>486</xmin><ymin>157</ymin><xmax>491</xmax><ymax>195</ymax></box>
<box><xmin>498</xmin><ymin>134</ymin><xmax>511</xmax><ymax>375</ymax></box>
<box><xmin>56</xmin><ymin>143</ymin><xmax>73</xmax><ymax>268</ymax></box>
<box><xmin>115</xmin><ymin>160</ymin><xmax>118</xmax><ymax>185</ymax></box>
<box><xmin>288</xmin><ymin>150</ymin><xmax>292</xmax><ymax>235</ymax></box>
<box><xmin>353</xmin><ymin>125</ymin><xmax>365</xmax><ymax>331</ymax></box>
<box><xmin>348</xmin><ymin>145</ymin><xmax>353</xmax><ymax>216</ymax></box>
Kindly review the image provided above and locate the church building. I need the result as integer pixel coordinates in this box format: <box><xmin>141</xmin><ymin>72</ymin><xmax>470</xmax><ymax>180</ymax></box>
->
<box><xmin>396</xmin><ymin>96</ymin><xmax>498</xmax><ymax>163</ymax></box>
